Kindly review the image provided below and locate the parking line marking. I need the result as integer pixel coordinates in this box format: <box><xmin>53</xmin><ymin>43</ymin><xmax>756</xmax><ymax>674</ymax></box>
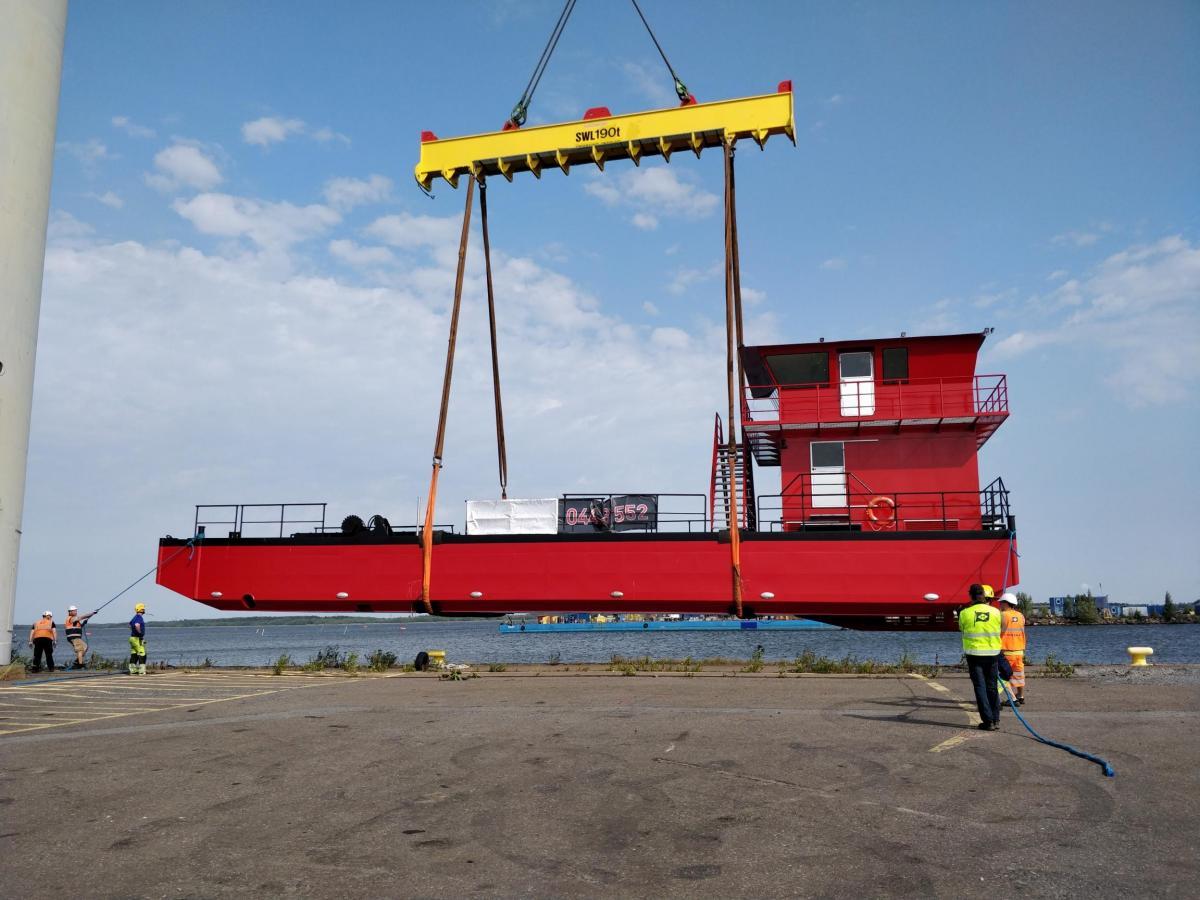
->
<box><xmin>0</xmin><ymin>673</ymin><xmax>336</xmax><ymax>737</ymax></box>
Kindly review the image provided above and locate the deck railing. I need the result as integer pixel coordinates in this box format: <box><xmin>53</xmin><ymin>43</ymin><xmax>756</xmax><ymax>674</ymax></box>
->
<box><xmin>755</xmin><ymin>476</ymin><xmax>1012</xmax><ymax>533</ymax></box>
<box><xmin>742</xmin><ymin>374</ymin><xmax>1008</xmax><ymax>426</ymax></box>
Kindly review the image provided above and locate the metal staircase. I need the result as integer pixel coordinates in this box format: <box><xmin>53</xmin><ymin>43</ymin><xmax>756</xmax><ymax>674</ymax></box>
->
<box><xmin>709</xmin><ymin>414</ymin><xmax>757</xmax><ymax>531</ymax></box>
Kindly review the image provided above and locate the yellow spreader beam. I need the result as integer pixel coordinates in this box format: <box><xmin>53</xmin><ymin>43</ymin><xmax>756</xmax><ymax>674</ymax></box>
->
<box><xmin>415</xmin><ymin>82</ymin><xmax>795</xmax><ymax>190</ymax></box>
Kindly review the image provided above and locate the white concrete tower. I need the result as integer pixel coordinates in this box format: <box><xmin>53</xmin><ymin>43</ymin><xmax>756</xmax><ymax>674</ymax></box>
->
<box><xmin>0</xmin><ymin>0</ymin><xmax>68</xmax><ymax>665</ymax></box>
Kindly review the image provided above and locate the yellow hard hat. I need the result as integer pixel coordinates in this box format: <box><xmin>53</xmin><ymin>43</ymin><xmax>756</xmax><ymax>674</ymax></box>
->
<box><xmin>981</xmin><ymin>584</ymin><xmax>995</xmax><ymax>599</ymax></box>
<box><xmin>135</xmin><ymin>603</ymin><xmax>146</xmax><ymax>613</ymax></box>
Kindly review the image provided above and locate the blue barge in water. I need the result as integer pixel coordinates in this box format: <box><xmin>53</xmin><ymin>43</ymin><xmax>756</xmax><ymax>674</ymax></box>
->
<box><xmin>499</xmin><ymin>619</ymin><xmax>838</xmax><ymax>634</ymax></box>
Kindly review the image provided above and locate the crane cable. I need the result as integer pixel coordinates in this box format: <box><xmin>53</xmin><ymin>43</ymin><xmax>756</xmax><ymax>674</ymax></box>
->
<box><xmin>479</xmin><ymin>178</ymin><xmax>509</xmax><ymax>499</ymax></box>
<box><xmin>506</xmin><ymin>0</ymin><xmax>693</xmax><ymax>130</ymax></box>
<box><xmin>506</xmin><ymin>0</ymin><xmax>578</xmax><ymax>129</ymax></box>
<box><xmin>723</xmin><ymin>140</ymin><xmax>744</xmax><ymax>618</ymax></box>
<box><xmin>629</xmin><ymin>0</ymin><xmax>693</xmax><ymax>103</ymax></box>
<box><xmin>420</xmin><ymin>179</ymin><xmax>476</xmax><ymax>614</ymax></box>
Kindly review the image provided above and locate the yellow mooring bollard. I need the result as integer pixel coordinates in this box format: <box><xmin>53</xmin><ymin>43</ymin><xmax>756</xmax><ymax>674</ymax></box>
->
<box><xmin>1126</xmin><ymin>646</ymin><xmax>1154</xmax><ymax>667</ymax></box>
<box><xmin>427</xmin><ymin>650</ymin><xmax>447</xmax><ymax>669</ymax></box>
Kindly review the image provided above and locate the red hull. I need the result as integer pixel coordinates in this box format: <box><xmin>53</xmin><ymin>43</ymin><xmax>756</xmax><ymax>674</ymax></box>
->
<box><xmin>156</xmin><ymin>532</ymin><xmax>1018</xmax><ymax>630</ymax></box>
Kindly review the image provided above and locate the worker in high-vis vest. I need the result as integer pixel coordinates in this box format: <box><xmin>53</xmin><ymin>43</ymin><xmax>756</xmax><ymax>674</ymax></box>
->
<box><xmin>28</xmin><ymin>611</ymin><xmax>58</xmax><ymax>673</ymax></box>
<box><xmin>958</xmin><ymin>583</ymin><xmax>1002</xmax><ymax>730</ymax></box>
<box><xmin>63</xmin><ymin>605</ymin><xmax>97</xmax><ymax>669</ymax></box>
<box><xmin>998</xmin><ymin>592</ymin><xmax>1027</xmax><ymax>705</ymax></box>
<box><xmin>129</xmin><ymin>603</ymin><xmax>148</xmax><ymax>675</ymax></box>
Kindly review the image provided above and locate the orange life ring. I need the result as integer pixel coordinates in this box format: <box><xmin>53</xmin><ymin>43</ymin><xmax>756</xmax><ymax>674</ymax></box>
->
<box><xmin>866</xmin><ymin>496</ymin><xmax>896</xmax><ymax>530</ymax></box>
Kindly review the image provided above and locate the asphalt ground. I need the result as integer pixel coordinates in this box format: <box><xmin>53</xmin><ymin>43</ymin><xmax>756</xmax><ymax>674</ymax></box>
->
<box><xmin>0</xmin><ymin>669</ymin><xmax>1196</xmax><ymax>899</ymax></box>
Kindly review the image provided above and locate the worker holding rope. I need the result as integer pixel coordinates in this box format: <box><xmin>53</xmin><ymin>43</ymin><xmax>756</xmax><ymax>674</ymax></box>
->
<box><xmin>63</xmin><ymin>605</ymin><xmax>97</xmax><ymax>669</ymax></box>
<box><xmin>997</xmin><ymin>591</ymin><xmax>1027</xmax><ymax>706</ymax></box>
<box><xmin>959</xmin><ymin>583</ymin><xmax>1003</xmax><ymax>731</ymax></box>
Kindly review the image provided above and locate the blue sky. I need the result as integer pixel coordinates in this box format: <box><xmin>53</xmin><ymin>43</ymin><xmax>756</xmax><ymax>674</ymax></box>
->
<box><xmin>17</xmin><ymin>0</ymin><xmax>1199</xmax><ymax>622</ymax></box>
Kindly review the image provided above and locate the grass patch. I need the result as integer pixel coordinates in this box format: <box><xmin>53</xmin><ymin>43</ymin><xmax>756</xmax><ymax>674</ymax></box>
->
<box><xmin>1039</xmin><ymin>653</ymin><xmax>1075</xmax><ymax>678</ymax></box>
<box><xmin>86</xmin><ymin>653</ymin><xmax>119</xmax><ymax>671</ymax></box>
<box><xmin>487</xmin><ymin>662</ymin><xmax>508</xmax><ymax>672</ymax></box>
<box><xmin>368</xmin><ymin>649</ymin><xmax>398</xmax><ymax>672</ymax></box>
<box><xmin>271</xmin><ymin>654</ymin><xmax>291</xmax><ymax>675</ymax></box>
<box><xmin>742</xmin><ymin>646</ymin><xmax>766</xmax><ymax>673</ymax></box>
<box><xmin>608</xmin><ymin>655</ymin><xmax>704</xmax><ymax>674</ymax></box>
<box><xmin>341</xmin><ymin>652</ymin><xmax>360</xmax><ymax>674</ymax></box>
<box><xmin>783</xmin><ymin>649</ymin><xmax>939</xmax><ymax>676</ymax></box>
<box><xmin>301</xmin><ymin>645</ymin><xmax>354</xmax><ymax>672</ymax></box>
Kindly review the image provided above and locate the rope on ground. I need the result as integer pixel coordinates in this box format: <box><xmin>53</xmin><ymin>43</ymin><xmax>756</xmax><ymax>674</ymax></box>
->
<box><xmin>1001</xmin><ymin>681</ymin><xmax>1115</xmax><ymax>777</ymax></box>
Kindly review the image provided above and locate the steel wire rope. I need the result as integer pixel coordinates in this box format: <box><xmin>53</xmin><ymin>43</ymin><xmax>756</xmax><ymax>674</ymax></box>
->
<box><xmin>630</xmin><ymin>0</ymin><xmax>692</xmax><ymax>102</ymax></box>
<box><xmin>507</xmin><ymin>0</ymin><xmax>578</xmax><ymax>128</ymax></box>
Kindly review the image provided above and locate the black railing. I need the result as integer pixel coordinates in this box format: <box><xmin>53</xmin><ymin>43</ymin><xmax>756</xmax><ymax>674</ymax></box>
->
<box><xmin>755</xmin><ymin>480</ymin><xmax>1013</xmax><ymax>533</ymax></box>
<box><xmin>195</xmin><ymin>503</ymin><xmax>327</xmax><ymax>538</ymax></box>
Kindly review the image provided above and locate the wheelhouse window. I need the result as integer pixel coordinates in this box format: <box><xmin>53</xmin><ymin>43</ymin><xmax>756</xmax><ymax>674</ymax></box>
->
<box><xmin>882</xmin><ymin>347</ymin><xmax>909</xmax><ymax>382</ymax></box>
<box><xmin>766</xmin><ymin>352</ymin><xmax>829</xmax><ymax>385</ymax></box>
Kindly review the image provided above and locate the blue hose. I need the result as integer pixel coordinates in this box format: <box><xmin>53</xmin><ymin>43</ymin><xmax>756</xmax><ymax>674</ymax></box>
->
<box><xmin>1001</xmin><ymin>681</ymin><xmax>1115</xmax><ymax>777</ymax></box>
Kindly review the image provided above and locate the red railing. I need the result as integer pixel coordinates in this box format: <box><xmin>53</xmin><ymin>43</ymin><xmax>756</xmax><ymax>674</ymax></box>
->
<box><xmin>742</xmin><ymin>374</ymin><xmax>1008</xmax><ymax>426</ymax></box>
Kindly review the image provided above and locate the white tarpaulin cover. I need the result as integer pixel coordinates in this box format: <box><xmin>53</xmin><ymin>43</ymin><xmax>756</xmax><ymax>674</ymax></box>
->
<box><xmin>465</xmin><ymin>498</ymin><xmax>559</xmax><ymax>535</ymax></box>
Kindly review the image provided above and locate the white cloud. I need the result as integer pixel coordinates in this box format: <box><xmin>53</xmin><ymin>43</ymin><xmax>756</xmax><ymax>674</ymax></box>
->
<box><xmin>1051</xmin><ymin>230</ymin><xmax>1099</xmax><ymax>247</ymax></box>
<box><xmin>622</xmin><ymin>60</ymin><xmax>677</xmax><ymax>107</ymax></box>
<box><xmin>667</xmin><ymin>262</ymin><xmax>721</xmax><ymax>296</ymax></box>
<box><xmin>642</xmin><ymin>301</ymin><xmax>660</xmax><ymax>316</ymax></box>
<box><xmin>144</xmin><ymin>142</ymin><xmax>222</xmax><ymax>192</ymax></box>
<box><xmin>88</xmin><ymin>190</ymin><xmax>124</xmax><ymax>209</ymax></box>
<box><xmin>329</xmin><ymin>239</ymin><xmax>396</xmax><ymax>267</ymax></box>
<box><xmin>1051</xmin><ymin>223</ymin><xmax>1114</xmax><ymax>248</ymax></box>
<box><xmin>239</xmin><ymin>117</ymin><xmax>351</xmax><ymax>147</ymax></box>
<box><xmin>111</xmin><ymin>115</ymin><xmax>156</xmax><ymax>138</ymax></box>
<box><xmin>584</xmin><ymin>164</ymin><xmax>718</xmax><ymax>229</ymax></box>
<box><xmin>311</xmin><ymin>127</ymin><xmax>351</xmax><ymax>146</ymax></box>
<box><xmin>651</xmin><ymin>326</ymin><xmax>690</xmax><ymax>349</ymax></box>
<box><xmin>46</xmin><ymin>210</ymin><xmax>94</xmax><ymax>242</ymax></box>
<box><xmin>819</xmin><ymin>257</ymin><xmax>847</xmax><ymax>271</ymax></box>
<box><xmin>173</xmin><ymin>193</ymin><xmax>340</xmax><ymax>250</ymax></box>
<box><xmin>364</xmin><ymin>212</ymin><xmax>462</xmax><ymax>252</ymax></box>
<box><xmin>242</xmin><ymin>116</ymin><xmax>306</xmax><ymax>147</ymax></box>
<box><xmin>992</xmin><ymin>235</ymin><xmax>1200</xmax><ymax>405</ymax></box>
<box><xmin>741</xmin><ymin>287</ymin><xmax>766</xmax><ymax>307</ymax></box>
<box><xmin>1047</xmin><ymin>269</ymin><xmax>1069</xmax><ymax>282</ymax></box>
<box><xmin>57</xmin><ymin>138</ymin><xmax>113</xmax><ymax>168</ymax></box>
<box><xmin>824</xmin><ymin>93</ymin><xmax>844</xmax><ymax>106</ymax></box>
<box><xmin>322</xmin><ymin>174</ymin><xmax>393</xmax><ymax>211</ymax></box>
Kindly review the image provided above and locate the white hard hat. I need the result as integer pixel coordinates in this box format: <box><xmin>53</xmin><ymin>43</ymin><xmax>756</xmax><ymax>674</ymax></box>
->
<box><xmin>68</xmin><ymin>605</ymin><xmax>78</xmax><ymax>611</ymax></box>
<box><xmin>43</xmin><ymin>610</ymin><xmax>53</xmax><ymax>617</ymax></box>
<box><xmin>999</xmin><ymin>592</ymin><xmax>1018</xmax><ymax>605</ymax></box>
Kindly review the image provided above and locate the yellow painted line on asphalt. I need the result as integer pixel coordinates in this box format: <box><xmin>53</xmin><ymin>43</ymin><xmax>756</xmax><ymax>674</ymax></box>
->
<box><xmin>0</xmin><ymin>673</ymin><xmax>335</xmax><ymax>737</ymax></box>
<box><xmin>909</xmin><ymin>673</ymin><xmax>981</xmax><ymax>752</ymax></box>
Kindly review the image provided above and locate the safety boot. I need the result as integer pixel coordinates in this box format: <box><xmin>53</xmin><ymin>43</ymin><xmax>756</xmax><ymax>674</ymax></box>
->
<box><xmin>137</xmin><ymin>663</ymin><xmax>147</xmax><ymax>675</ymax></box>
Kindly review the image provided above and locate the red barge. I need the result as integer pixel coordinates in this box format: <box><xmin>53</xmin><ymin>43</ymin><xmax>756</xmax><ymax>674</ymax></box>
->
<box><xmin>157</xmin><ymin>87</ymin><xmax>1017</xmax><ymax>630</ymax></box>
<box><xmin>157</xmin><ymin>331</ymin><xmax>1017</xmax><ymax>630</ymax></box>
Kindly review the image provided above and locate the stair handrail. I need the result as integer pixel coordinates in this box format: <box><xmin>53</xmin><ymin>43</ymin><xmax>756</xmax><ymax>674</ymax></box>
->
<box><xmin>709</xmin><ymin>413</ymin><xmax>724</xmax><ymax>530</ymax></box>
